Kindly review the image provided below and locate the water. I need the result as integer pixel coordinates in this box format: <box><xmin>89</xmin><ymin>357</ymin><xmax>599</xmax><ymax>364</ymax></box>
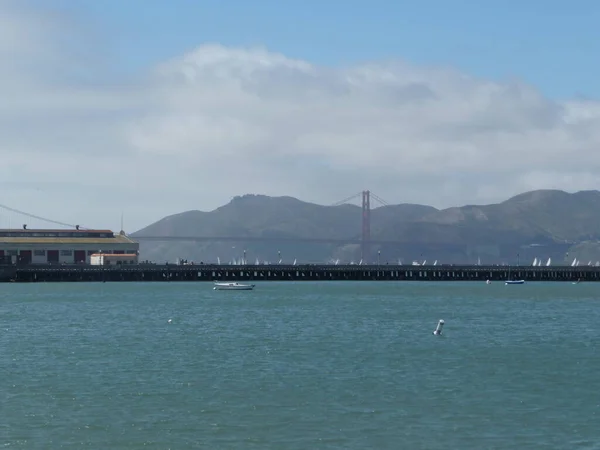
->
<box><xmin>1</xmin><ymin>281</ymin><xmax>600</xmax><ymax>449</ymax></box>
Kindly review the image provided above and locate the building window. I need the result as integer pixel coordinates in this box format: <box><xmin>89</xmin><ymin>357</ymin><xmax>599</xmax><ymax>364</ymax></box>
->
<box><xmin>34</xmin><ymin>250</ymin><xmax>45</xmax><ymax>256</ymax></box>
<box><xmin>61</xmin><ymin>250</ymin><xmax>72</xmax><ymax>256</ymax></box>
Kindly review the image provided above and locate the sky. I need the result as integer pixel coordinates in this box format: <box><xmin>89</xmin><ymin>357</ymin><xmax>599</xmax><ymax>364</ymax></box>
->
<box><xmin>1</xmin><ymin>0</ymin><xmax>599</xmax><ymax>231</ymax></box>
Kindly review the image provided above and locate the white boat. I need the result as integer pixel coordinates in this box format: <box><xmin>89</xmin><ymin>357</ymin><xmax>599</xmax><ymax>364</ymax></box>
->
<box><xmin>213</xmin><ymin>282</ymin><xmax>255</xmax><ymax>291</ymax></box>
<box><xmin>505</xmin><ymin>266</ymin><xmax>524</xmax><ymax>285</ymax></box>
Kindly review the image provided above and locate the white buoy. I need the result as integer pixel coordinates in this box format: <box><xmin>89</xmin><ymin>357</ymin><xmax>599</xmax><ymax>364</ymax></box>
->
<box><xmin>433</xmin><ymin>319</ymin><xmax>444</xmax><ymax>335</ymax></box>
<box><xmin>486</xmin><ymin>279</ymin><xmax>491</xmax><ymax>285</ymax></box>
<box><xmin>167</xmin><ymin>319</ymin><xmax>172</xmax><ymax>323</ymax></box>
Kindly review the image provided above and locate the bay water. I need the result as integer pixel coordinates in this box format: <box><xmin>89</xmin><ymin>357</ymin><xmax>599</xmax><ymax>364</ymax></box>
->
<box><xmin>1</xmin><ymin>281</ymin><xmax>599</xmax><ymax>449</ymax></box>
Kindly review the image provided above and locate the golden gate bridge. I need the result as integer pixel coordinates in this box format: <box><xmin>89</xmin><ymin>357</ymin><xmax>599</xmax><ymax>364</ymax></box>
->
<box><xmin>0</xmin><ymin>191</ymin><xmax>395</xmax><ymax>261</ymax></box>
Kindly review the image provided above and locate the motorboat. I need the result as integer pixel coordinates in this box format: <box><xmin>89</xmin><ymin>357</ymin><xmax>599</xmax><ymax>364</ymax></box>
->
<box><xmin>213</xmin><ymin>282</ymin><xmax>255</xmax><ymax>291</ymax></box>
<box><xmin>505</xmin><ymin>266</ymin><xmax>525</xmax><ymax>285</ymax></box>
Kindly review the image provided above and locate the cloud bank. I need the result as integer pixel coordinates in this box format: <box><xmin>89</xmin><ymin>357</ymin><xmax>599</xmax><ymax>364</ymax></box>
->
<box><xmin>1</xmin><ymin>4</ymin><xmax>599</xmax><ymax>231</ymax></box>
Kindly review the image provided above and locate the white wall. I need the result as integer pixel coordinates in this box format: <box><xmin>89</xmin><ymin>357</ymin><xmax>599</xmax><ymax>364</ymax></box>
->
<box><xmin>90</xmin><ymin>254</ymin><xmax>138</xmax><ymax>265</ymax></box>
<box><xmin>32</xmin><ymin>251</ymin><xmax>46</xmax><ymax>264</ymax></box>
<box><xmin>90</xmin><ymin>255</ymin><xmax>103</xmax><ymax>265</ymax></box>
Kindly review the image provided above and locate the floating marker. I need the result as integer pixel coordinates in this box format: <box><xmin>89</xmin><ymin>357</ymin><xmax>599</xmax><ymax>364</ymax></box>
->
<box><xmin>433</xmin><ymin>319</ymin><xmax>444</xmax><ymax>335</ymax></box>
<box><xmin>486</xmin><ymin>279</ymin><xmax>491</xmax><ymax>285</ymax></box>
<box><xmin>167</xmin><ymin>319</ymin><xmax>172</xmax><ymax>323</ymax></box>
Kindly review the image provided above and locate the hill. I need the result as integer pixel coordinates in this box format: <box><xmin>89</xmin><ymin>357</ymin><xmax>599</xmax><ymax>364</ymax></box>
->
<box><xmin>132</xmin><ymin>190</ymin><xmax>600</xmax><ymax>264</ymax></box>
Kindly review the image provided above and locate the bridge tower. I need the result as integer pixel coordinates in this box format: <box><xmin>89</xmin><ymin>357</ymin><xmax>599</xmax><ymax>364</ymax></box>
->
<box><xmin>361</xmin><ymin>190</ymin><xmax>370</xmax><ymax>262</ymax></box>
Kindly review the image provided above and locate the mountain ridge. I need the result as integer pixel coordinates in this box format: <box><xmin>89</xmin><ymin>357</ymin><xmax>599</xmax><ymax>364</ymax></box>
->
<box><xmin>132</xmin><ymin>189</ymin><xmax>600</xmax><ymax>264</ymax></box>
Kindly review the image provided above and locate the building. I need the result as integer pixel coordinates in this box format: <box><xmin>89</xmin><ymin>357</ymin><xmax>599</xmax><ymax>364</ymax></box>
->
<box><xmin>0</xmin><ymin>226</ymin><xmax>139</xmax><ymax>265</ymax></box>
<box><xmin>90</xmin><ymin>253</ymin><xmax>138</xmax><ymax>266</ymax></box>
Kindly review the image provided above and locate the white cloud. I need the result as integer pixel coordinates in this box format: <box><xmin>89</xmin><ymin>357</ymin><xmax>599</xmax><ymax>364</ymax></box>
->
<box><xmin>1</xmin><ymin>4</ymin><xmax>600</xmax><ymax>231</ymax></box>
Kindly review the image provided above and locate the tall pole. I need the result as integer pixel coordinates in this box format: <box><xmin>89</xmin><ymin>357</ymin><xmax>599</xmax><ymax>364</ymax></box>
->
<box><xmin>361</xmin><ymin>190</ymin><xmax>370</xmax><ymax>262</ymax></box>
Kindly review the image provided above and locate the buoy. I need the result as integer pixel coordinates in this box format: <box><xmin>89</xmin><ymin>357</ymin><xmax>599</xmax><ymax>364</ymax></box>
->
<box><xmin>433</xmin><ymin>319</ymin><xmax>444</xmax><ymax>335</ymax></box>
<box><xmin>486</xmin><ymin>279</ymin><xmax>491</xmax><ymax>285</ymax></box>
<box><xmin>167</xmin><ymin>319</ymin><xmax>172</xmax><ymax>323</ymax></box>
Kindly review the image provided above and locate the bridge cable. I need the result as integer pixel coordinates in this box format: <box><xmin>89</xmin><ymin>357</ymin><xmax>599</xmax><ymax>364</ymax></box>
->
<box><xmin>0</xmin><ymin>203</ymin><xmax>87</xmax><ymax>229</ymax></box>
<box><xmin>370</xmin><ymin>192</ymin><xmax>390</xmax><ymax>207</ymax></box>
<box><xmin>330</xmin><ymin>192</ymin><xmax>363</xmax><ymax>207</ymax></box>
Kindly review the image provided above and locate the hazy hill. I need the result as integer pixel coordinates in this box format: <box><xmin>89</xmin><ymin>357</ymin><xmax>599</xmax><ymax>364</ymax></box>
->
<box><xmin>137</xmin><ymin>194</ymin><xmax>436</xmax><ymax>241</ymax></box>
<box><xmin>132</xmin><ymin>190</ymin><xmax>600</xmax><ymax>264</ymax></box>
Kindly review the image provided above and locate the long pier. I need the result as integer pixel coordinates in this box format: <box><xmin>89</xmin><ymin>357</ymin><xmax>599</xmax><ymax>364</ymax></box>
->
<box><xmin>1</xmin><ymin>264</ymin><xmax>599</xmax><ymax>283</ymax></box>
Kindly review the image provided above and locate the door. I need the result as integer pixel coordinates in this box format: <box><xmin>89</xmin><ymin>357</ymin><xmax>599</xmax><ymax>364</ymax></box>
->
<box><xmin>19</xmin><ymin>250</ymin><xmax>32</xmax><ymax>264</ymax></box>
<box><xmin>47</xmin><ymin>250</ymin><xmax>59</xmax><ymax>263</ymax></box>
<box><xmin>74</xmin><ymin>250</ymin><xmax>86</xmax><ymax>264</ymax></box>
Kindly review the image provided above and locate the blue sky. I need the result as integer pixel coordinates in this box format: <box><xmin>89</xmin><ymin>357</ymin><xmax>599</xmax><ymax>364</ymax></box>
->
<box><xmin>30</xmin><ymin>0</ymin><xmax>599</xmax><ymax>99</ymax></box>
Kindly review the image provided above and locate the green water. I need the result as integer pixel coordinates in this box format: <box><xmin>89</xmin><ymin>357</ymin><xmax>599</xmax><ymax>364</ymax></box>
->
<box><xmin>1</xmin><ymin>281</ymin><xmax>599</xmax><ymax>449</ymax></box>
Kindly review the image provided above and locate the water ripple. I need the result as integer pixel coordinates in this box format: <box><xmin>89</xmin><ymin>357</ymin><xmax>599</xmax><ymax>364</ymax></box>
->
<box><xmin>1</xmin><ymin>281</ymin><xmax>600</xmax><ymax>448</ymax></box>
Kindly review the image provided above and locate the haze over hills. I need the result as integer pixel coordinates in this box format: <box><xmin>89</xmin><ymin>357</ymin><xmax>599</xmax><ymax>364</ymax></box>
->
<box><xmin>132</xmin><ymin>189</ymin><xmax>600</xmax><ymax>265</ymax></box>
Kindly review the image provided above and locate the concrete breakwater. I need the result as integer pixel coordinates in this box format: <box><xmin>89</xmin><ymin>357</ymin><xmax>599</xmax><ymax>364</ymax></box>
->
<box><xmin>1</xmin><ymin>263</ymin><xmax>599</xmax><ymax>283</ymax></box>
